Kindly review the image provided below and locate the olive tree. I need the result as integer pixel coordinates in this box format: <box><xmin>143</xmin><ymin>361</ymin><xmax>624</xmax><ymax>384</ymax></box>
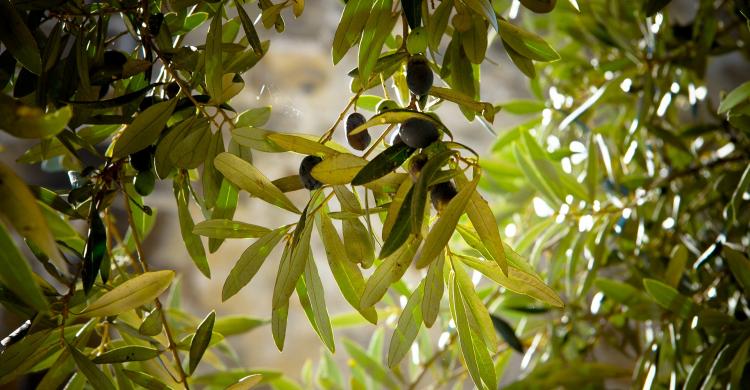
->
<box><xmin>0</xmin><ymin>0</ymin><xmax>749</xmax><ymax>389</ymax></box>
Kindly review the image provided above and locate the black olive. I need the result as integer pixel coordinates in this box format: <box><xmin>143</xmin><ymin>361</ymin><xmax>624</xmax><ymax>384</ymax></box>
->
<box><xmin>148</xmin><ymin>13</ymin><xmax>165</xmax><ymax>35</ymax></box>
<box><xmin>134</xmin><ymin>170</ymin><xmax>156</xmax><ymax>196</ymax></box>
<box><xmin>390</xmin><ymin>132</ymin><xmax>404</xmax><ymax>146</ymax></box>
<box><xmin>430</xmin><ymin>181</ymin><xmax>457</xmax><ymax>212</ymax></box>
<box><xmin>406</xmin><ymin>56</ymin><xmax>433</xmax><ymax>96</ymax></box>
<box><xmin>299</xmin><ymin>155</ymin><xmax>323</xmax><ymax>190</ymax></box>
<box><xmin>520</xmin><ymin>0</ymin><xmax>556</xmax><ymax>13</ymax></box>
<box><xmin>346</xmin><ymin>112</ymin><xmax>371</xmax><ymax>151</ymax></box>
<box><xmin>130</xmin><ymin>146</ymin><xmax>155</xmax><ymax>172</ymax></box>
<box><xmin>408</xmin><ymin>153</ymin><xmax>428</xmax><ymax>182</ymax></box>
<box><xmin>165</xmin><ymin>82</ymin><xmax>180</xmax><ymax>99</ymax></box>
<box><xmin>399</xmin><ymin>118</ymin><xmax>439</xmax><ymax>148</ymax></box>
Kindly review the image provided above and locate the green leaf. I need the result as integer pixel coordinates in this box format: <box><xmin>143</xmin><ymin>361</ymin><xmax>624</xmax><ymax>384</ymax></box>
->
<box><xmin>139</xmin><ymin>308</ymin><xmax>163</xmax><ymax>336</ymax></box>
<box><xmin>0</xmin><ymin>161</ymin><xmax>66</xmax><ymax>271</ymax></box>
<box><xmin>67</xmin><ymin>344</ymin><xmax>116</xmax><ymax>390</ymax></box>
<box><xmin>79</xmin><ymin>270</ymin><xmax>174</xmax><ymax>317</ymax></box>
<box><xmin>357</xmin><ymin>0</ymin><xmax>396</xmax><ymax>83</ymax></box>
<box><xmin>227</xmin><ymin>374</ymin><xmax>264</xmax><ymax>390</ymax></box>
<box><xmin>462</xmin><ymin>14</ymin><xmax>488</xmax><ymax>64</ymax></box>
<box><xmin>665</xmin><ymin>245</ymin><xmax>688</xmax><ymax>287</ymax></box>
<box><xmin>351</xmin><ymin>142</ymin><xmax>416</xmax><ymax>186</ymax></box>
<box><xmin>193</xmin><ymin>219</ymin><xmax>271</xmax><ymax>239</ymax></box>
<box><xmin>266</xmin><ymin>133</ymin><xmax>339</xmax><ymax>157</ymax></box>
<box><xmin>170</xmin><ymin>122</ymin><xmax>212</xmax><ymax>169</ymax></box>
<box><xmin>235</xmin><ymin>107</ymin><xmax>272</xmax><ymax>127</ymax></box>
<box><xmin>154</xmin><ymin>118</ymin><xmax>194</xmax><ymax>178</ymax></box>
<box><xmin>82</xmin><ymin>204</ymin><xmax>107</xmax><ymax>294</ymax></box>
<box><xmin>490</xmin><ymin>315</ymin><xmax>524</xmax><ymax>353</ymax></box>
<box><xmin>426</xmin><ymin>0</ymin><xmax>453</xmax><ymax>52</ymax></box>
<box><xmin>203</xmin><ymin>130</ymin><xmax>226</xmax><ymax>210</ymax></box>
<box><xmin>643</xmin><ymin>278</ymin><xmax>696</xmax><ymax>318</ymax></box>
<box><xmin>235</xmin><ymin>0</ymin><xmax>264</xmax><ymax>56</ymax></box>
<box><xmin>232</xmin><ymin>127</ymin><xmax>285</xmax><ymax>153</ymax></box>
<box><xmin>452</xmin><ymin>258</ymin><xmax>498</xmax><ymax>349</ymax></box>
<box><xmin>174</xmin><ymin>177</ymin><xmax>210</xmax><ymax>278</ymax></box>
<box><xmin>719</xmin><ymin>81</ymin><xmax>750</xmax><ymax>114</ymax></box>
<box><xmin>416</xmin><ymin>176</ymin><xmax>478</xmax><ymax>268</ymax></box>
<box><xmin>726</xmin><ymin>163</ymin><xmax>750</xmax><ymax>223</ymax></box>
<box><xmin>210</xmin><ymin>179</ymin><xmax>240</xmax><ymax>252</ymax></box>
<box><xmin>272</xmin><ymin>206</ymin><xmax>314</xmax><ymax>309</ymax></box>
<box><xmin>223</xmin><ymin>227</ymin><xmax>287</xmax><ymax>301</ymax></box>
<box><xmin>459</xmin><ymin>255</ymin><xmax>563</xmax><ymax>307</ymax></box>
<box><xmin>387</xmin><ymin>282</ymin><xmax>423</xmax><ymax>367</ymax></box>
<box><xmin>332</xmin><ymin>0</ymin><xmax>372</xmax><ymax>64</ymax></box>
<box><xmin>334</xmin><ymin>186</ymin><xmax>375</xmax><ymax>267</ymax></box>
<box><xmin>123</xmin><ymin>369</ymin><xmax>170</xmax><ymax>390</ymax></box>
<box><xmin>0</xmin><ymin>98</ymin><xmax>72</xmax><ymax>139</ymax></box>
<box><xmin>379</xmin><ymin>186</ymin><xmax>413</xmax><ymax>258</ymax></box>
<box><xmin>298</xmin><ymin>255</ymin><xmax>335</xmax><ymax>352</ymax></box>
<box><xmin>429</xmin><ymin>86</ymin><xmax>494</xmax><ymax>120</ymax></box>
<box><xmin>206</xmin><ymin>10</ymin><xmax>224</xmax><ymax>102</ymax></box>
<box><xmin>343</xmin><ymin>339</ymin><xmax>399</xmax><ymax>388</ymax></box>
<box><xmin>311</xmin><ymin>153</ymin><xmax>368</xmax><ymax>185</ymax></box>
<box><xmin>215</xmin><ymin>152</ymin><xmax>300</xmax><ymax>213</ymax></box>
<box><xmin>271</xmin><ymin>303</ymin><xmax>289</xmax><ymax>351</ymax></box>
<box><xmin>361</xmin><ymin>236</ymin><xmax>420</xmax><ymax>308</ymax></box>
<box><xmin>189</xmin><ymin>311</ymin><xmax>216</xmax><ymax>374</ymax></box>
<box><xmin>91</xmin><ymin>346</ymin><xmax>161</xmax><ymax>363</ymax></box>
<box><xmin>724</xmin><ymin>248</ymin><xmax>750</xmax><ymax>298</ymax></box>
<box><xmin>0</xmin><ymin>1</ymin><xmax>42</xmax><ymax>74</ymax></box>
<box><xmin>111</xmin><ymin>99</ymin><xmax>177</xmax><ymax>159</ymax></box>
<box><xmin>498</xmin><ymin>20</ymin><xmax>560</xmax><ymax>62</ymax></box>
<box><xmin>214</xmin><ymin>315</ymin><xmax>268</xmax><ymax>336</ymax></box>
<box><xmin>411</xmin><ymin>150</ymin><xmax>455</xmax><ymax>235</ymax></box>
<box><xmin>0</xmin><ymin>223</ymin><xmax>49</xmax><ymax>311</ymax></box>
<box><xmin>449</xmin><ymin>273</ymin><xmax>486</xmax><ymax>390</ymax></box>
<box><xmin>463</xmin><ymin>0</ymin><xmax>499</xmax><ymax>33</ymax></box>
<box><xmin>316</xmin><ymin>211</ymin><xmax>378</xmax><ymax>323</ymax></box>
<box><xmin>422</xmin><ymin>251</ymin><xmax>445</xmax><ymax>327</ymax></box>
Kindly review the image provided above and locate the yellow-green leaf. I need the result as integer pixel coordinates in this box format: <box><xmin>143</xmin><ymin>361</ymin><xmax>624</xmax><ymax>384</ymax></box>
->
<box><xmin>422</xmin><ymin>251</ymin><xmax>444</xmax><ymax>328</ymax></box>
<box><xmin>0</xmin><ymin>97</ymin><xmax>72</xmax><ymax>139</ymax></box>
<box><xmin>206</xmin><ymin>11</ymin><xmax>223</xmax><ymax>102</ymax></box>
<box><xmin>214</xmin><ymin>152</ymin><xmax>300</xmax><ymax>213</ymax></box>
<box><xmin>0</xmin><ymin>223</ymin><xmax>49</xmax><ymax>311</ymax></box>
<box><xmin>498</xmin><ymin>20</ymin><xmax>560</xmax><ymax>62</ymax></box>
<box><xmin>266</xmin><ymin>133</ymin><xmax>339</xmax><ymax>157</ymax></box>
<box><xmin>311</xmin><ymin>153</ymin><xmax>368</xmax><ymax>185</ymax></box>
<box><xmin>193</xmin><ymin>219</ymin><xmax>271</xmax><ymax>239</ymax></box>
<box><xmin>415</xmin><ymin>177</ymin><xmax>478</xmax><ymax>268</ymax></box>
<box><xmin>111</xmin><ymin>99</ymin><xmax>177</xmax><ymax>159</ymax></box>
<box><xmin>0</xmin><ymin>2</ymin><xmax>42</xmax><ymax>74</ymax></box>
<box><xmin>189</xmin><ymin>311</ymin><xmax>216</xmax><ymax>374</ymax></box>
<box><xmin>79</xmin><ymin>270</ymin><xmax>175</xmax><ymax>317</ymax></box>
<box><xmin>387</xmin><ymin>282</ymin><xmax>423</xmax><ymax>367</ymax></box>
<box><xmin>272</xmin><ymin>208</ymin><xmax>314</xmax><ymax>309</ymax></box>
<box><xmin>361</xmin><ymin>236</ymin><xmax>419</xmax><ymax>308</ymax></box>
<box><xmin>92</xmin><ymin>346</ymin><xmax>161</xmax><ymax>364</ymax></box>
<box><xmin>452</xmin><ymin>258</ymin><xmax>498</xmax><ymax>348</ymax></box>
<box><xmin>357</xmin><ymin>0</ymin><xmax>397</xmax><ymax>83</ymax></box>
<box><xmin>68</xmin><ymin>344</ymin><xmax>116</xmax><ymax>390</ymax></box>
<box><xmin>222</xmin><ymin>227</ymin><xmax>287</xmax><ymax>301</ymax></box>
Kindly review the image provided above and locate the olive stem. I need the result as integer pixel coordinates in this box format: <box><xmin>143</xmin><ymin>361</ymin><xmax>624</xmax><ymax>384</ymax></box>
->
<box><xmin>363</xmin><ymin>124</ymin><xmax>396</xmax><ymax>158</ymax></box>
<box><xmin>319</xmin><ymin>90</ymin><xmax>364</xmax><ymax>143</ymax></box>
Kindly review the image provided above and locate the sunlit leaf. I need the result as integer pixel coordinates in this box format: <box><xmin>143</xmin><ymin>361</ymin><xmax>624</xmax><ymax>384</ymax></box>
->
<box><xmin>111</xmin><ymin>99</ymin><xmax>177</xmax><ymax>159</ymax></box>
<box><xmin>193</xmin><ymin>219</ymin><xmax>271</xmax><ymax>239</ymax></box>
<box><xmin>223</xmin><ymin>227</ymin><xmax>288</xmax><ymax>301</ymax></box>
<box><xmin>422</xmin><ymin>251</ymin><xmax>445</xmax><ymax>327</ymax></box>
<box><xmin>343</xmin><ymin>338</ymin><xmax>399</xmax><ymax>388</ymax></box>
<box><xmin>357</xmin><ymin>0</ymin><xmax>397</xmax><ymax>83</ymax></box>
<box><xmin>361</xmin><ymin>236</ymin><xmax>420</xmax><ymax>308</ymax></box>
<box><xmin>387</xmin><ymin>282</ymin><xmax>423</xmax><ymax>367</ymax></box>
<box><xmin>68</xmin><ymin>344</ymin><xmax>116</xmax><ymax>390</ymax></box>
<box><xmin>79</xmin><ymin>270</ymin><xmax>174</xmax><ymax>317</ymax></box>
<box><xmin>498</xmin><ymin>20</ymin><xmax>560</xmax><ymax>62</ymax></box>
<box><xmin>0</xmin><ymin>223</ymin><xmax>49</xmax><ymax>311</ymax></box>
<box><xmin>311</xmin><ymin>153</ymin><xmax>367</xmax><ymax>185</ymax></box>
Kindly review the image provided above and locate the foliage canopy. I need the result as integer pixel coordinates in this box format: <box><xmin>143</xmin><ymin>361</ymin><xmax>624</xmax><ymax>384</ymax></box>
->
<box><xmin>0</xmin><ymin>0</ymin><xmax>749</xmax><ymax>389</ymax></box>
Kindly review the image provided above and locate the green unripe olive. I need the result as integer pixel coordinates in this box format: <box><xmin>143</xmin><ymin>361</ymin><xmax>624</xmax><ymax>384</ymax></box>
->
<box><xmin>520</xmin><ymin>0</ymin><xmax>557</xmax><ymax>13</ymax></box>
<box><xmin>299</xmin><ymin>155</ymin><xmax>323</xmax><ymax>190</ymax></box>
<box><xmin>406</xmin><ymin>27</ymin><xmax>428</xmax><ymax>55</ymax></box>
<box><xmin>399</xmin><ymin>117</ymin><xmax>439</xmax><ymax>149</ymax></box>
<box><xmin>377</xmin><ymin>99</ymin><xmax>400</xmax><ymax>113</ymax></box>
<box><xmin>406</xmin><ymin>56</ymin><xmax>433</xmax><ymax>97</ymax></box>
<box><xmin>134</xmin><ymin>170</ymin><xmax>156</xmax><ymax>196</ymax></box>
<box><xmin>129</xmin><ymin>146</ymin><xmax>155</xmax><ymax>172</ymax></box>
<box><xmin>430</xmin><ymin>181</ymin><xmax>457</xmax><ymax>212</ymax></box>
<box><xmin>408</xmin><ymin>153</ymin><xmax>428</xmax><ymax>182</ymax></box>
<box><xmin>346</xmin><ymin>112</ymin><xmax>371</xmax><ymax>151</ymax></box>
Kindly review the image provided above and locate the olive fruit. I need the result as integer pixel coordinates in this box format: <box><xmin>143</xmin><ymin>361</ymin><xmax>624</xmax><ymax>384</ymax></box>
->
<box><xmin>346</xmin><ymin>112</ymin><xmax>371</xmax><ymax>151</ymax></box>
<box><xmin>134</xmin><ymin>170</ymin><xmax>156</xmax><ymax>196</ymax></box>
<box><xmin>408</xmin><ymin>153</ymin><xmax>428</xmax><ymax>182</ymax></box>
<box><xmin>376</xmin><ymin>99</ymin><xmax>399</xmax><ymax>113</ymax></box>
<box><xmin>165</xmin><ymin>81</ymin><xmax>180</xmax><ymax>99</ymax></box>
<box><xmin>299</xmin><ymin>155</ymin><xmax>323</xmax><ymax>190</ymax></box>
<box><xmin>430</xmin><ymin>181</ymin><xmax>457</xmax><ymax>212</ymax></box>
<box><xmin>406</xmin><ymin>27</ymin><xmax>428</xmax><ymax>55</ymax></box>
<box><xmin>520</xmin><ymin>0</ymin><xmax>556</xmax><ymax>13</ymax></box>
<box><xmin>399</xmin><ymin>117</ymin><xmax>439</xmax><ymax>148</ymax></box>
<box><xmin>406</xmin><ymin>56</ymin><xmax>433</xmax><ymax>96</ymax></box>
<box><xmin>130</xmin><ymin>146</ymin><xmax>155</xmax><ymax>172</ymax></box>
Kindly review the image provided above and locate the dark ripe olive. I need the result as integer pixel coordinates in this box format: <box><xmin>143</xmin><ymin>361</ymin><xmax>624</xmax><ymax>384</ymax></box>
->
<box><xmin>299</xmin><ymin>155</ymin><xmax>323</xmax><ymax>190</ymax></box>
<box><xmin>390</xmin><ymin>132</ymin><xmax>403</xmax><ymax>146</ymax></box>
<box><xmin>408</xmin><ymin>153</ymin><xmax>428</xmax><ymax>182</ymax></box>
<box><xmin>134</xmin><ymin>170</ymin><xmax>156</xmax><ymax>196</ymax></box>
<box><xmin>165</xmin><ymin>82</ymin><xmax>180</xmax><ymax>99</ymax></box>
<box><xmin>520</xmin><ymin>0</ymin><xmax>556</xmax><ymax>13</ymax></box>
<box><xmin>406</xmin><ymin>56</ymin><xmax>433</xmax><ymax>96</ymax></box>
<box><xmin>346</xmin><ymin>112</ymin><xmax>371</xmax><ymax>151</ymax></box>
<box><xmin>376</xmin><ymin>99</ymin><xmax>399</xmax><ymax>113</ymax></box>
<box><xmin>130</xmin><ymin>146</ymin><xmax>155</xmax><ymax>172</ymax></box>
<box><xmin>430</xmin><ymin>181</ymin><xmax>457</xmax><ymax>212</ymax></box>
<box><xmin>148</xmin><ymin>13</ymin><xmax>165</xmax><ymax>35</ymax></box>
<box><xmin>399</xmin><ymin>118</ymin><xmax>439</xmax><ymax>149</ymax></box>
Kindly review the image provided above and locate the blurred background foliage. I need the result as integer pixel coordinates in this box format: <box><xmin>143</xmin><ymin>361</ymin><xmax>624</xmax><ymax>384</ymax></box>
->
<box><xmin>0</xmin><ymin>0</ymin><xmax>749</xmax><ymax>389</ymax></box>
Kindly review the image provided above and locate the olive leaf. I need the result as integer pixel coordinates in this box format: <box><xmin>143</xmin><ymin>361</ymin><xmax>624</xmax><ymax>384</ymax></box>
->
<box><xmin>68</xmin><ymin>344</ymin><xmax>116</xmax><ymax>390</ymax></box>
<box><xmin>79</xmin><ymin>270</ymin><xmax>175</xmax><ymax>317</ymax></box>
<box><xmin>0</xmin><ymin>223</ymin><xmax>49</xmax><ymax>311</ymax></box>
<box><xmin>92</xmin><ymin>346</ymin><xmax>162</xmax><ymax>364</ymax></box>
<box><xmin>111</xmin><ymin>99</ymin><xmax>177</xmax><ymax>159</ymax></box>
<box><xmin>193</xmin><ymin>219</ymin><xmax>271</xmax><ymax>239</ymax></box>
<box><xmin>222</xmin><ymin>227</ymin><xmax>288</xmax><ymax>301</ymax></box>
<box><xmin>357</xmin><ymin>0</ymin><xmax>397</xmax><ymax>83</ymax></box>
<box><xmin>387</xmin><ymin>281</ymin><xmax>423</xmax><ymax>367</ymax></box>
<box><xmin>189</xmin><ymin>311</ymin><xmax>216</xmax><ymax>374</ymax></box>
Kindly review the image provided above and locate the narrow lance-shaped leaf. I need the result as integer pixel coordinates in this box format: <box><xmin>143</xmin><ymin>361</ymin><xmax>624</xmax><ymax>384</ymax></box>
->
<box><xmin>272</xmin><ymin>205</ymin><xmax>314</xmax><ymax>310</ymax></box>
<box><xmin>78</xmin><ymin>270</ymin><xmax>174</xmax><ymax>317</ymax></box>
<box><xmin>234</xmin><ymin>0</ymin><xmax>264</xmax><ymax>55</ymax></box>
<box><xmin>412</xmin><ymin>150</ymin><xmax>455</xmax><ymax>235</ymax></box>
<box><xmin>297</xmin><ymin>254</ymin><xmax>335</xmax><ymax>352</ymax></box>
<box><xmin>643</xmin><ymin>278</ymin><xmax>696</xmax><ymax>318</ymax></box>
<box><xmin>111</xmin><ymin>99</ymin><xmax>177</xmax><ymax>159</ymax></box>
<box><xmin>361</xmin><ymin>236</ymin><xmax>420</xmax><ymax>308</ymax></box>
<box><xmin>334</xmin><ymin>186</ymin><xmax>375</xmax><ymax>267</ymax></box>
<box><xmin>222</xmin><ymin>227</ymin><xmax>288</xmax><ymax>301</ymax></box>
<box><xmin>448</xmin><ymin>272</ymin><xmax>484</xmax><ymax>390</ymax></box>
<box><xmin>490</xmin><ymin>315</ymin><xmax>524</xmax><ymax>353</ymax></box>
<box><xmin>357</xmin><ymin>0</ymin><xmax>396</xmax><ymax>83</ymax></box>
<box><xmin>174</xmin><ymin>178</ymin><xmax>210</xmax><ymax>278</ymax></box>
<box><xmin>0</xmin><ymin>1</ymin><xmax>42</xmax><ymax>74</ymax></box>
<box><xmin>352</xmin><ymin>142</ymin><xmax>416</xmax><ymax>186</ymax></box>
<box><xmin>92</xmin><ymin>346</ymin><xmax>162</xmax><ymax>364</ymax></box>
<box><xmin>215</xmin><ymin>152</ymin><xmax>300</xmax><ymax>213</ymax></box>
<box><xmin>422</xmin><ymin>250</ymin><xmax>445</xmax><ymax>328</ymax></box>
<box><xmin>82</xmin><ymin>204</ymin><xmax>107</xmax><ymax>294</ymax></box>
<box><xmin>193</xmin><ymin>219</ymin><xmax>271</xmax><ymax>239</ymax></box>
<box><xmin>67</xmin><ymin>344</ymin><xmax>116</xmax><ymax>390</ymax></box>
<box><xmin>123</xmin><ymin>370</ymin><xmax>171</xmax><ymax>390</ymax></box>
<box><xmin>189</xmin><ymin>311</ymin><xmax>216</xmax><ymax>374</ymax></box>
<box><xmin>498</xmin><ymin>20</ymin><xmax>560</xmax><ymax>62</ymax></box>
<box><xmin>452</xmin><ymin>258</ymin><xmax>498</xmax><ymax>349</ymax></box>
<box><xmin>209</xmin><ymin>179</ymin><xmax>239</xmax><ymax>253</ymax></box>
<box><xmin>139</xmin><ymin>308</ymin><xmax>163</xmax><ymax>336</ymax></box>
<box><xmin>332</xmin><ymin>0</ymin><xmax>371</xmax><ymax>64</ymax></box>
<box><xmin>0</xmin><ymin>223</ymin><xmax>49</xmax><ymax>311</ymax></box>
<box><xmin>206</xmin><ymin>9</ymin><xmax>223</xmax><ymax>102</ymax></box>
<box><xmin>416</xmin><ymin>176</ymin><xmax>478</xmax><ymax>268</ymax></box>
<box><xmin>311</xmin><ymin>153</ymin><xmax>368</xmax><ymax>185</ymax></box>
<box><xmin>266</xmin><ymin>133</ymin><xmax>339</xmax><ymax>157</ymax></box>
<box><xmin>0</xmin><ymin>161</ymin><xmax>66</xmax><ymax>271</ymax></box>
<box><xmin>343</xmin><ymin>339</ymin><xmax>399</xmax><ymax>388</ymax></box>
<box><xmin>387</xmin><ymin>282</ymin><xmax>424</xmax><ymax>367</ymax></box>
